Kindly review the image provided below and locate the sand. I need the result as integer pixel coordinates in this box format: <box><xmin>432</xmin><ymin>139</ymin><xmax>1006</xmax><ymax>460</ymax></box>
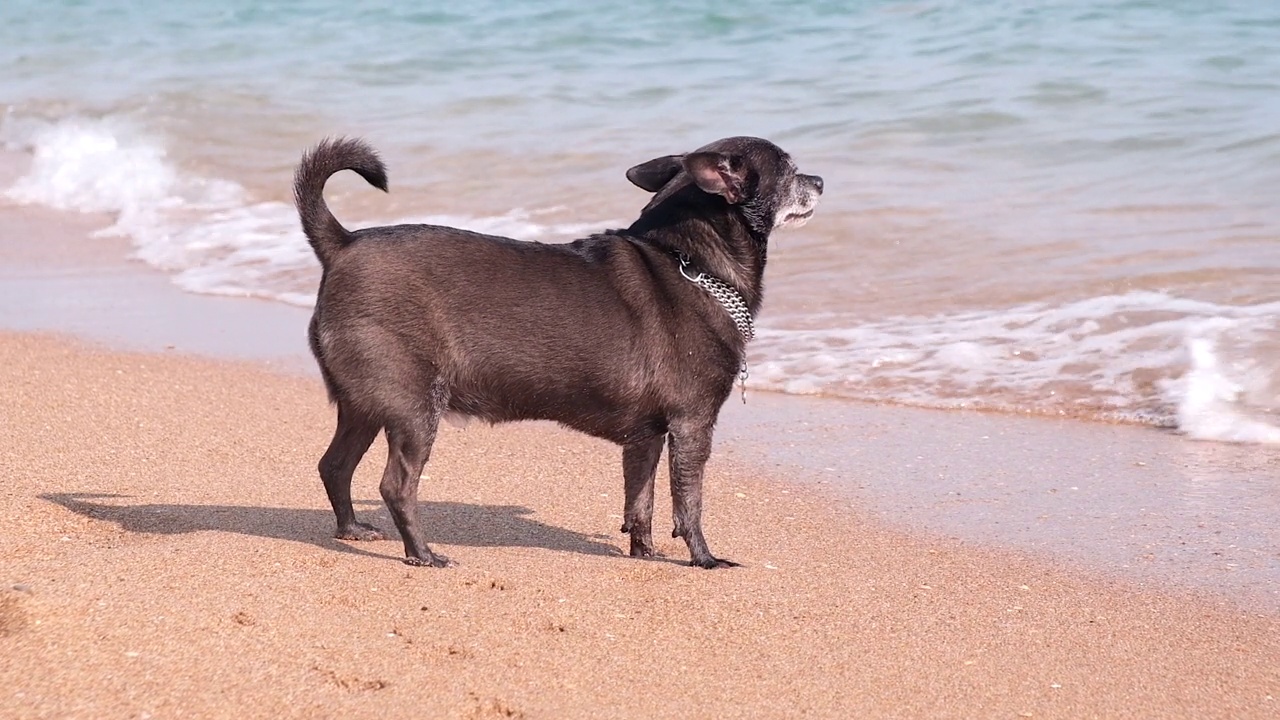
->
<box><xmin>2</xmin><ymin>332</ymin><xmax>1278</xmax><ymax>719</ymax></box>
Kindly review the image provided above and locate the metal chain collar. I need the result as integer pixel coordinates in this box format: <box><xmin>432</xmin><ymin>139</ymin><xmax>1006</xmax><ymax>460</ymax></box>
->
<box><xmin>676</xmin><ymin>254</ymin><xmax>755</xmax><ymax>342</ymax></box>
<box><xmin>675</xmin><ymin>253</ymin><xmax>754</xmax><ymax>402</ymax></box>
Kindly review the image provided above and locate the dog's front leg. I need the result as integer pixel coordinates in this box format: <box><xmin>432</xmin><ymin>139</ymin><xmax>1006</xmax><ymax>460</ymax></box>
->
<box><xmin>667</xmin><ymin>421</ymin><xmax>739</xmax><ymax>569</ymax></box>
<box><xmin>621</xmin><ymin>436</ymin><xmax>665</xmax><ymax>557</ymax></box>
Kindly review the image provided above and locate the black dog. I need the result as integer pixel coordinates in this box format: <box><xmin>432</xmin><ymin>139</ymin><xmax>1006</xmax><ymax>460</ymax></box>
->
<box><xmin>294</xmin><ymin>136</ymin><xmax>822</xmax><ymax>568</ymax></box>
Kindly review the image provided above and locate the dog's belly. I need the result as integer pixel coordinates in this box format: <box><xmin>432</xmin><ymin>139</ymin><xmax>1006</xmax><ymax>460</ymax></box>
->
<box><xmin>442</xmin><ymin>411</ymin><xmax>472</xmax><ymax>429</ymax></box>
<box><xmin>445</xmin><ymin>388</ymin><xmax>665</xmax><ymax>445</ymax></box>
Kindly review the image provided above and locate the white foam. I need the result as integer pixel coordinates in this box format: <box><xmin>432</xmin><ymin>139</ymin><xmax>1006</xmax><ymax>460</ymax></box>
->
<box><xmin>394</xmin><ymin>208</ymin><xmax>615</xmax><ymax>243</ymax></box>
<box><xmin>1175</xmin><ymin>321</ymin><xmax>1280</xmax><ymax>444</ymax></box>
<box><xmin>4</xmin><ymin>118</ymin><xmax>178</xmax><ymax>213</ymax></box>
<box><xmin>751</xmin><ymin>291</ymin><xmax>1280</xmax><ymax>440</ymax></box>
<box><xmin>2</xmin><ymin>116</ymin><xmax>622</xmax><ymax>308</ymax></box>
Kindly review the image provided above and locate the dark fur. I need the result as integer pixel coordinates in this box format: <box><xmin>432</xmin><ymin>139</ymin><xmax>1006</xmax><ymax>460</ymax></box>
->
<box><xmin>294</xmin><ymin>136</ymin><xmax>822</xmax><ymax>568</ymax></box>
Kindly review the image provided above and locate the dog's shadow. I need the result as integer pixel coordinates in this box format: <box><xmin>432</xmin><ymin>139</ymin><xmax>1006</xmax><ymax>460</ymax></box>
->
<box><xmin>41</xmin><ymin>492</ymin><xmax>645</xmax><ymax>564</ymax></box>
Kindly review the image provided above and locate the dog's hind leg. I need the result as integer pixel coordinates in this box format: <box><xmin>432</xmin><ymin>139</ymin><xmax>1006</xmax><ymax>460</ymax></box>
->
<box><xmin>319</xmin><ymin>404</ymin><xmax>383</xmax><ymax>541</ymax></box>
<box><xmin>620</xmin><ymin>435</ymin><xmax>665</xmax><ymax>558</ymax></box>
<box><xmin>668</xmin><ymin>420</ymin><xmax>739</xmax><ymax>569</ymax></box>
<box><xmin>379</xmin><ymin>381</ymin><xmax>453</xmax><ymax>567</ymax></box>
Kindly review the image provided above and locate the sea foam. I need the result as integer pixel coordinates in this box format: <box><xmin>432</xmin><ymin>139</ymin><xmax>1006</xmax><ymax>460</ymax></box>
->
<box><xmin>1176</xmin><ymin>320</ymin><xmax>1280</xmax><ymax>444</ymax></box>
<box><xmin>3</xmin><ymin>117</ymin><xmax>619</xmax><ymax>306</ymax></box>
<box><xmin>4</xmin><ymin>117</ymin><xmax>180</xmax><ymax>213</ymax></box>
<box><xmin>751</xmin><ymin>292</ymin><xmax>1280</xmax><ymax>440</ymax></box>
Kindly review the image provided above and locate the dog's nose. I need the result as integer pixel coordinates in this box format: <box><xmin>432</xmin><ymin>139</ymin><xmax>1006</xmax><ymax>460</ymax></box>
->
<box><xmin>810</xmin><ymin>175</ymin><xmax>824</xmax><ymax>194</ymax></box>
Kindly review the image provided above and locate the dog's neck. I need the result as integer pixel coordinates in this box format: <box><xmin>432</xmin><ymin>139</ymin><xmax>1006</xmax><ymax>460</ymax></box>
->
<box><xmin>629</xmin><ymin>212</ymin><xmax>768</xmax><ymax>314</ymax></box>
<box><xmin>670</xmin><ymin>249</ymin><xmax>756</xmax><ymax>345</ymax></box>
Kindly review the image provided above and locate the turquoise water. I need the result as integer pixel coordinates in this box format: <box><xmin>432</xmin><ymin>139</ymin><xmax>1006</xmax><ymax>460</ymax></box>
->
<box><xmin>1</xmin><ymin>0</ymin><xmax>1278</xmax><ymax>438</ymax></box>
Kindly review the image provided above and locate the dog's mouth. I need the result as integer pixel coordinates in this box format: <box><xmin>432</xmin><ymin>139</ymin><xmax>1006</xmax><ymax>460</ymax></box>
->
<box><xmin>780</xmin><ymin>208</ymin><xmax>815</xmax><ymax>228</ymax></box>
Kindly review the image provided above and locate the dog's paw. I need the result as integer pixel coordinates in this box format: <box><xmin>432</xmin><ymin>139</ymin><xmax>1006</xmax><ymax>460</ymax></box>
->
<box><xmin>628</xmin><ymin>537</ymin><xmax>657</xmax><ymax>558</ymax></box>
<box><xmin>691</xmin><ymin>556</ymin><xmax>740</xmax><ymax>570</ymax></box>
<box><xmin>335</xmin><ymin>523</ymin><xmax>386</xmax><ymax>542</ymax></box>
<box><xmin>403</xmin><ymin>553</ymin><xmax>455</xmax><ymax>569</ymax></box>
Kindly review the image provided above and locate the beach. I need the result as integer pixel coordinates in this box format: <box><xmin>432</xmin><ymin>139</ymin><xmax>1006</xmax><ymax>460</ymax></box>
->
<box><xmin>3</xmin><ymin>207</ymin><xmax>1280</xmax><ymax>719</ymax></box>
<box><xmin>3</xmin><ymin>3</ymin><xmax>1280</xmax><ymax>715</ymax></box>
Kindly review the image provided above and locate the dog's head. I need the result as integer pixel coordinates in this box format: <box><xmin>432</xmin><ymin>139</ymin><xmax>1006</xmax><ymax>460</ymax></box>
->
<box><xmin>626</xmin><ymin>137</ymin><xmax>823</xmax><ymax>234</ymax></box>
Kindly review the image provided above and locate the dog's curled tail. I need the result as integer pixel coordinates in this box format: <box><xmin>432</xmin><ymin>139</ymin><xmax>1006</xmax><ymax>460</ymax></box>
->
<box><xmin>293</xmin><ymin>137</ymin><xmax>388</xmax><ymax>268</ymax></box>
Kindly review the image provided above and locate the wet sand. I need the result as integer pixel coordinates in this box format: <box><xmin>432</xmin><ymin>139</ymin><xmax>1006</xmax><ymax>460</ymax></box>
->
<box><xmin>715</xmin><ymin>391</ymin><xmax>1280</xmax><ymax>612</ymax></box>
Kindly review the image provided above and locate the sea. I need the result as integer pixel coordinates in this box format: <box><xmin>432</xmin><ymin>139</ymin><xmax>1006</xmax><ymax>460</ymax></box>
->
<box><xmin>2</xmin><ymin>0</ymin><xmax>1278</xmax><ymax>443</ymax></box>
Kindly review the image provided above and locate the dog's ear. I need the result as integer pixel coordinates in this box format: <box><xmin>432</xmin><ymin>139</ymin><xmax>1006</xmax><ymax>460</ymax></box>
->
<box><xmin>626</xmin><ymin>155</ymin><xmax>684</xmax><ymax>192</ymax></box>
<box><xmin>684</xmin><ymin>151</ymin><xmax>747</xmax><ymax>204</ymax></box>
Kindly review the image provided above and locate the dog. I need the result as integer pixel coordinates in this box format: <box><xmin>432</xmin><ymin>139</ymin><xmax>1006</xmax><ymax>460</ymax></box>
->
<box><xmin>293</xmin><ymin>136</ymin><xmax>822</xmax><ymax>568</ymax></box>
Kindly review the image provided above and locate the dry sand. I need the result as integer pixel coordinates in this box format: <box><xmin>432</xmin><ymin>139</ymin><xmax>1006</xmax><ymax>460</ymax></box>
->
<box><xmin>2</xmin><ymin>332</ymin><xmax>1278</xmax><ymax>719</ymax></box>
